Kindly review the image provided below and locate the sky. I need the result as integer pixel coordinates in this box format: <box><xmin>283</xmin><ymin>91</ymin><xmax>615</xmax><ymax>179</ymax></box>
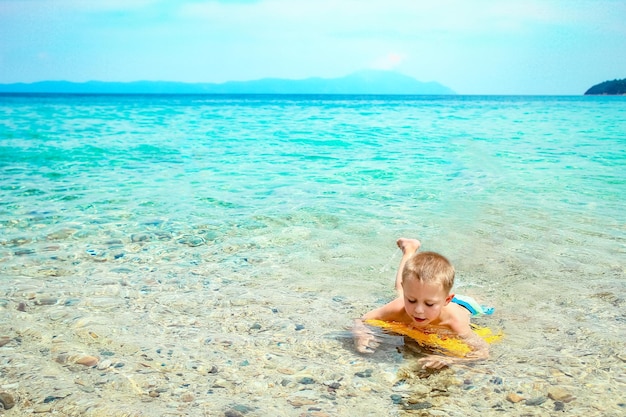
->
<box><xmin>0</xmin><ymin>0</ymin><xmax>625</xmax><ymax>95</ymax></box>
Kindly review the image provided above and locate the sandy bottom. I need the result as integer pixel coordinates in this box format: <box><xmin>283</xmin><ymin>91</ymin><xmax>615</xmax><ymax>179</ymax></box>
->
<box><xmin>1</xmin><ymin>225</ymin><xmax>624</xmax><ymax>417</ymax></box>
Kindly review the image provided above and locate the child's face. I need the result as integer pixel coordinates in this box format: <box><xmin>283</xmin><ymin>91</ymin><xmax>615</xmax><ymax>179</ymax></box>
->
<box><xmin>402</xmin><ymin>278</ymin><xmax>452</xmax><ymax>327</ymax></box>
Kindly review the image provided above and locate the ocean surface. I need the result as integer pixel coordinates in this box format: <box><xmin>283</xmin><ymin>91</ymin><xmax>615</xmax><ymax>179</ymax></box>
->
<box><xmin>0</xmin><ymin>94</ymin><xmax>624</xmax><ymax>416</ymax></box>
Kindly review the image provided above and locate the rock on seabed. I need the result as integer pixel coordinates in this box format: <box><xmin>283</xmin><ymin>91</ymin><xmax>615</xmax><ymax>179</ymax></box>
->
<box><xmin>0</xmin><ymin>392</ymin><xmax>15</xmax><ymax>409</ymax></box>
<box><xmin>548</xmin><ymin>386</ymin><xmax>575</xmax><ymax>403</ymax></box>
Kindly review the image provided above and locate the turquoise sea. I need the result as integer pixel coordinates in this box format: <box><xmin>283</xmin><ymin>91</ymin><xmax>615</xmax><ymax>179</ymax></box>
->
<box><xmin>0</xmin><ymin>94</ymin><xmax>624</xmax><ymax>416</ymax></box>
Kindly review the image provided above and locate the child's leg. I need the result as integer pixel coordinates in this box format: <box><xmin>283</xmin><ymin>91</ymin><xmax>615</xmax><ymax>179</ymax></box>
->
<box><xmin>394</xmin><ymin>238</ymin><xmax>421</xmax><ymax>293</ymax></box>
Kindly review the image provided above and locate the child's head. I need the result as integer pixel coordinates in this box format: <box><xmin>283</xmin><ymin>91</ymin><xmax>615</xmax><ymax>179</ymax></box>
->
<box><xmin>402</xmin><ymin>251</ymin><xmax>455</xmax><ymax>293</ymax></box>
<box><xmin>401</xmin><ymin>251</ymin><xmax>456</xmax><ymax>326</ymax></box>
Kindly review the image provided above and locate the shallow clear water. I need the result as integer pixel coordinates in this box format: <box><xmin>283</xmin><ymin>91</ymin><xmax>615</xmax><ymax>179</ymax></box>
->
<box><xmin>0</xmin><ymin>94</ymin><xmax>624</xmax><ymax>416</ymax></box>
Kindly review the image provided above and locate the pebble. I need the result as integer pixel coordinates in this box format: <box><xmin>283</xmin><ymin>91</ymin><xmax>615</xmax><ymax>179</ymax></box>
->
<box><xmin>44</xmin><ymin>395</ymin><xmax>63</xmax><ymax>403</ymax></box>
<box><xmin>506</xmin><ymin>392</ymin><xmax>524</xmax><ymax>403</ymax></box>
<box><xmin>548</xmin><ymin>386</ymin><xmax>575</xmax><ymax>403</ymax></box>
<box><xmin>177</xmin><ymin>235</ymin><xmax>205</xmax><ymax>247</ymax></box>
<box><xmin>63</xmin><ymin>298</ymin><xmax>81</xmax><ymax>306</ymax></box>
<box><xmin>17</xmin><ymin>302</ymin><xmax>27</xmax><ymax>312</ymax></box>
<box><xmin>33</xmin><ymin>404</ymin><xmax>52</xmax><ymax>413</ymax></box>
<box><xmin>131</xmin><ymin>233</ymin><xmax>151</xmax><ymax>243</ymax></box>
<box><xmin>0</xmin><ymin>337</ymin><xmax>11</xmax><ymax>347</ymax></box>
<box><xmin>355</xmin><ymin>369</ymin><xmax>373</xmax><ymax>378</ymax></box>
<box><xmin>298</xmin><ymin>377</ymin><xmax>315</xmax><ymax>385</ymax></box>
<box><xmin>390</xmin><ymin>394</ymin><xmax>403</xmax><ymax>404</ymax></box>
<box><xmin>525</xmin><ymin>396</ymin><xmax>547</xmax><ymax>406</ymax></box>
<box><xmin>326</xmin><ymin>382</ymin><xmax>341</xmax><ymax>390</ymax></box>
<box><xmin>0</xmin><ymin>392</ymin><xmax>15</xmax><ymax>410</ymax></box>
<box><xmin>35</xmin><ymin>298</ymin><xmax>58</xmax><ymax>306</ymax></box>
<box><xmin>403</xmin><ymin>402</ymin><xmax>432</xmax><ymax>410</ymax></box>
<box><xmin>75</xmin><ymin>356</ymin><xmax>99</xmax><ymax>367</ymax></box>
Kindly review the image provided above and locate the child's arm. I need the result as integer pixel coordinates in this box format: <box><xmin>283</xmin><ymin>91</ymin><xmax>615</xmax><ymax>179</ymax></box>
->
<box><xmin>353</xmin><ymin>297</ymin><xmax>405</xmax><ymax>353</ymax></box>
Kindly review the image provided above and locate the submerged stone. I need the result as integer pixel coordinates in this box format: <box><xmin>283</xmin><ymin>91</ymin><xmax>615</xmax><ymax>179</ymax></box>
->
<box><xmin>525</xmin><ymin>396</ymin><xmax>547</xmax><ymax>406</ymax></box>
<box><xmin>390</xmin><ymin>394</ymin><xmax>403</xmax><ymax>404</ymax></box>
<box><xmin>177</xmin><ymin>235</ymin><xmax>205</xmax><ymax>247</ymax></box>
<box><xmin>548</xmin><ymin>387</ymin><xmax>575</xmax><ymax>403</ymax></box>
<box><xmin>506</xmin><ymin>392</ymin><xmax>524</xmax><ymax>403</ymax></box>
<box><xmin>0</xmin><ymin>392</ymin><xmax>15</xmax><ymax>409</ymax></box>
<box><xmin>35</xmin><ymin>298</ymin><xmax>57</xmax><ymax>306</ymax></box>
<box><xmin>131</xmin><ymin>233</ymin><xmax>151</xmax><ymax>243</ymax></box>
<box><xmin>75</xmin><ymin>355</ymin><xmax>99</xmax><ymax>367</ymax></box>
<box><xmin>355</xmin><ymin>369</ymin><xmax>373</xmax><ymax>378</ymax></box>
<box><xmin>403</xmin><ymin>402</ymin><xmax>432</xmax><ymax>410</ymax></box>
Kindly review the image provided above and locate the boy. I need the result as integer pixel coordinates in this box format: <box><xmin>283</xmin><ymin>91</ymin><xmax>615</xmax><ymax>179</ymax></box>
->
<box><xmin>353</xmin><ymin>238</ymin><xmax>489</xmax><ymax>369</ymax></box>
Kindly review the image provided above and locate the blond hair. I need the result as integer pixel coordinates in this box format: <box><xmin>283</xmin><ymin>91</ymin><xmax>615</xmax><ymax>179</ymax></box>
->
<box><xmin>402</xmin><ymin>251</ymin><xmax>455</xmax><ymax>293</ymax></box>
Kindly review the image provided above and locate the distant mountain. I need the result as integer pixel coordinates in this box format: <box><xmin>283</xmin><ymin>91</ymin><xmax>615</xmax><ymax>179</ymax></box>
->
<box><xmin>584</xmin><ymin>78</ymin><xmax>626</xmax><ymax>95</ymax></box>
<box><xmin>0</xmin><ymin>70</ymin><xmax>455</xmax><ymax>95</ymax></box>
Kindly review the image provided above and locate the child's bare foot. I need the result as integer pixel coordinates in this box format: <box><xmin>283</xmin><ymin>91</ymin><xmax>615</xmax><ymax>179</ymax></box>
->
<box><xmin>397</xmin><ymin>238</ymin><xmax>421</xmax><ymax>255</ymax></box>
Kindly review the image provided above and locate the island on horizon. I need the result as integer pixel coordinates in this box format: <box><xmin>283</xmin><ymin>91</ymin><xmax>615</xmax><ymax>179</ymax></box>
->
<box><xmin>584</xmin><ymin>78</ymin><xmax>626</xmax><ymax>95</ymax></box>
<box><xmin>0</xmin><ymin>70</ymin><xmax>456</xmax><ymax>95</ymax></box>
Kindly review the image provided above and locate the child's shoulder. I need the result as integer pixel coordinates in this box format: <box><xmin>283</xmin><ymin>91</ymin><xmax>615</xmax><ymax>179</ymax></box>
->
<box><xmin>441</xmin><ymin>302</ymin><xmax>472</xmax><ymax>335</ymax></box>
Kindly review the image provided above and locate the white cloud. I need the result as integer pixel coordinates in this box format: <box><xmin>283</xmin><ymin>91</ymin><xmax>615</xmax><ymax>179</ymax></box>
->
<box><xmin>370</xmin><ymin>52</ymin><xmax>407</xmax><ymax>70</ymax></box>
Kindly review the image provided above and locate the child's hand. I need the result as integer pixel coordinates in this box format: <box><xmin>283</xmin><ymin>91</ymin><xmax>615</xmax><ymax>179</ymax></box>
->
<box><xmin>355</xmin><ymin>331</ymin><xmax>380</xmax><ymax>353</ymax></box>
<box><xmin>352</xmin><ymin>319</ymin><xmax>380</xmax><ymax>353</ymax></box>
<box><xmin>418</xmin><ymin>355</ymin><xmax>453</xmax><ymax>369</ymax></box>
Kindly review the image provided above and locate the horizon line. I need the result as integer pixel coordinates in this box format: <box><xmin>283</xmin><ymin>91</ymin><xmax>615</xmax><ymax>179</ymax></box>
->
<box><xmin>0</xmin><ymin>92</ymin><xmax>604</xmax><ymax>97</ymax></box>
